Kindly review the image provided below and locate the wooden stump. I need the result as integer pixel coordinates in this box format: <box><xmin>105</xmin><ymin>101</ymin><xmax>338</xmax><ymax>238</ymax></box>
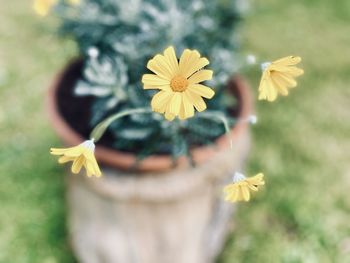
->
<box><xmin>66</xmin><ymin>131</ymin><xmax>250</xmax><ymax>263</ymax></box>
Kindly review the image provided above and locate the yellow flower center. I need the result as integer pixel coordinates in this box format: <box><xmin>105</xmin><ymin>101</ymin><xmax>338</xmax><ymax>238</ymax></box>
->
<box><xmin>170</xmin><ymin>75</ymin><xmax>189</xmax><ymax>92</ymax></box>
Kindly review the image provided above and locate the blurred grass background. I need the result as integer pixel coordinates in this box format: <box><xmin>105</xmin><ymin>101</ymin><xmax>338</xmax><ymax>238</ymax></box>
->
<box><xmin>0</xmin><ymin>0</ymin><xmax>349</xmax><ymax>262</ymax></box>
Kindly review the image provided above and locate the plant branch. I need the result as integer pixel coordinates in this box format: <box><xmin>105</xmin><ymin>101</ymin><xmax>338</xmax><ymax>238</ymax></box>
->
<box><xmin>90</xmin><ymin>107</ymin><xmax>153</xmax><ymax>142</ymax></box>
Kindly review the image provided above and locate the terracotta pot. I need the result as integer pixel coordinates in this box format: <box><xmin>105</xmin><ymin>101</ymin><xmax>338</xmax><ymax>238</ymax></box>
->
<box><xmin>46</xmin><ymin>60</ymin><xmax>253</xmax><ymax>173</ymax></box>
<box><xmin>46</xmin><ymin>60</ymin><xmax>254</xmax><ymax>263</ymax></box>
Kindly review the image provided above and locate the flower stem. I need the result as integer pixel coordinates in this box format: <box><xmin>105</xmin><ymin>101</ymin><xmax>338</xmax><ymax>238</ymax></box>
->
<box><xmin>90</xmin><ymin>107</ymin><xmax>153</xmax><ymax>142</ymax></box>
<box><xmin>196</xmin><ymin>111</ymin><xmax>233</xmax><ymax>148</ymax></box>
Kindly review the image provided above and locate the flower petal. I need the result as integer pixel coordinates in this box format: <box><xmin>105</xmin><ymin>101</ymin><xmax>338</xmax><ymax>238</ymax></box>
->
<box><xmin>85</xmin><ymin>161</ymin><xmax>95</xmax><ymax>177</ymax></box>
<box><xmin>179</xmin><ymin>104</ymin><xmax>186</xmax><ymax>120</ymax></box>
<box><xmin>231</xmin><ymin>187</ymin><xmax>240</xmax><ymax>202</ymax></box>
<box><xmin>188</xmin><ymin>84</ymin><xmax>215</xmax><ymax>99</ymax></box>
<box><xmin>147</xmin><ymin>56</ymin><xmax>173</xmax><ymax>80</ymax></box>
<box><xmin>142</xmin><ymin>74</ymin><xmax>171</xmax><ymax>90</ymax></box>
<box><xmin>273</xmin><ymin>56</ymin><xmax>301</xmax><ymax>66</ymax></box>
<box><xmin>271</xmin><ymin>65</ymin><xmax>304</xmax><ymax>77</ymax></box>
<box><xmin>179</xmin><ymin>49</ymin><xmax>196</xmax><ymax>75</ymax></box>
<box><xmin>88</xmin><ymin>158</ymin><xmax>102</xmax><ymax>177</ymax></box>
<box><xmin>63</xmin><ymin>146</ymin><xmax>85</xmax><ymax>157</ymax></box>
<box><xmin>164</xmin><ymin>111</ymin><xmax>175</xmax><ymax>121</ymax></box>
<box><xmin>232</xmin><ymin>187</ymin><xmax>242</xmax><ymax>202</ymax></box>
<box><xmin>185</xmin><ymin>57</ymin><xmax>210</xmax><ymax>78</ymax></box>
<box><xmin>50</xmin><ymin>147</ymin><xmax>72</xmax><ymax>155</ymax></box>
<box><xmin>82</xmin><ymin>148</ymin><xmax>95</xmax><ymax>161</ymax></box>
<box><xmin>163</xmin><ymin>46</ymin><xmax>179</xmax><ymax>75</ymax></box>
<box><xmin>151</xmin><ymin>91</ymin><xmax>173</xmax><ymax>112</ymax></box>
<box><xmin>271</xmin><ymin>74</ymin><xmax>289</xmax><ymax>95</ymax></box>
<box><xmin>271</xmin><ymin>73</ymin><xmax>295</xmax><ymax>91</ymax></box>
<box><xmin>258</xmin><ymin>73</ymin><xmax>278</xmax><ymax>101</ymax></box>
<box><xmin>185</xmin><ymin>90</ymin><xmax>207</xmax><ymax>112</ymax></box>
<box><xmin>247</xmin><ymin>173</ymin><xmax>265</xmax><ymax>185</ymax></box>
<box><xmin>247</xmin><ymin>184</ymin><xmax>259</xmax><ymax>192</ymax></box>
<box><xmin>188</xmin><ymin>70</ymin><xmax>213</xmax><ymax>84</ymax></box>
<box><xmin>58</xmin><ymin>156</ymin><xmax>75</xmax><ymax>164</ymax></box>
<box><xmin>223</xmin><ymin>184</ymin><xmax>234</xmax><ymax>193</ymax></box>
<box><xmin>224</xmin><ymin>185</ymin><xmax>239</xmax><ymax>202</ymax></box>
<box><xmin>154</xmin><ymin>54</ymin><xmax>176</xmax><ymax>77</ymax></box>
<box><xmin>169</xmin><ymin>92</ymin><xmax>182</xmax><ymax>115</ymax></box>
<box><xmin>71</xmin><ymin>156</ymin><xmax>84</xmax><ymax>174</ymax></box>
<box><xmin>226</xmin><ymin>190</ymin><xmax>236</xmax><ymax>202</ymax></box>
<box><xmin>241</xmin><ymin>186</ymin><xmax>250</xmax><ymax>201</ymax></box>
<box><xmin>181</xmin><ymin>92</ymin><xmax>194</xmax><ymax>119</ymax></box>
<box><xmin>235</xmin><ymin>187</ymin><xmax>244</xmax><ymax>201</ymax></box>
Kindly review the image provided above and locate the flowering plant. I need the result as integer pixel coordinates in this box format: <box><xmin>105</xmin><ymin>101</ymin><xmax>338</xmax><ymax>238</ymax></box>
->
<box><xmin>36</xmin><ymin>0</ymin><xmax>303</xmax><ymax>202</ymax></box>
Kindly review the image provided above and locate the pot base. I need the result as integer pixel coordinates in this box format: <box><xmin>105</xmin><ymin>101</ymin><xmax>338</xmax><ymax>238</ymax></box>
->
<box><xmin>67</xmin><ymin>131</ymin><xmax>250</xmax><ymax>263</ymax></box>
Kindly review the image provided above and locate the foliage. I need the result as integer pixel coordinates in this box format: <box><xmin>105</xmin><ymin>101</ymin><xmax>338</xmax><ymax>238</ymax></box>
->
<box><xmin>56</xmin><ymin>0</ymin><xmax>245</xmax><ymax>156</ymax></box>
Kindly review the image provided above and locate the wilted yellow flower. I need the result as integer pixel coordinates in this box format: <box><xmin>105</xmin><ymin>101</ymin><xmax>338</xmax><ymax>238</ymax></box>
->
<box><xmin>223</xmin><ymin>173</ymin><xmax>265</xmax><ymax>202</ymax></box>
<box><xmin>142</xmin><ymin>46</ymin><xmax>215</xmax><ymax>121</ymax></box>
<box><xmin>50</xmin><ymin>140</ymin><xmax>102</xmax><ymax>177</ymax></box>
<box><xmin>258</xmin><ymin>56</ymin><xmax>304</xmax><ymax>102</ymax></box>
<box><xmin>33</xmin><ymin>0</ymin><xmax>58</xmax><ymax>16</ymax></box>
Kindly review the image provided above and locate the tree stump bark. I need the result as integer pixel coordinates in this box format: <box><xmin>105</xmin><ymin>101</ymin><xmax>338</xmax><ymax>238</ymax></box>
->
<box><xmin>66</xmin><ymin>131</ymin><xmax>250</xmax><ymax>263</ymax></box>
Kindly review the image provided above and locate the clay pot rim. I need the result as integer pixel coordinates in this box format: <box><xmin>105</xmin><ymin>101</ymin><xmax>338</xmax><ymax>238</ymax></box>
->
<box><xmin>46</xmin><ymin>59</ymin><xmax>254</xmax><ymax>173</ymax></box>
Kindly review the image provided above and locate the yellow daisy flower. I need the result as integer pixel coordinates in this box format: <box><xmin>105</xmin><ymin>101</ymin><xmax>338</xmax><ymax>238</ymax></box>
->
<box><xmin>142</xmin><ymin>46</ymin><xmax>215</xmax><ymax>121</ymax></box>
<box><xmin>223</xmin><ymin>172</ymin><xmax>265</xmax><ymax>202</ymax></box>
<box><xmin>50</xmin><ymin>140</ymin><xmax>102</xmax><ymax>177</ymax></box>
<box><xmin>258</xmin><ymin>56</ymin><xmax>304</xmax><ymax>102</ymax></box>
<box><xmin>33</xmin><ymin>0</ymin><xmax>58</xmax><ymax>16</ymax></box>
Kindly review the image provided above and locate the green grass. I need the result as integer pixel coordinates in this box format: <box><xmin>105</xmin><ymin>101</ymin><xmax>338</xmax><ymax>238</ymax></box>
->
<box><xmin>1</xmin><ymin>0</ymin><xmax>349</xmax><ymax>262</ymax></box>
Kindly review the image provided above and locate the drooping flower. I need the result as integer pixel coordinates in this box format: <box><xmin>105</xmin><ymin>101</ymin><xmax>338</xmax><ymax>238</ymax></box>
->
<box><xmin>50</xmin><ymin>140</ymin><xmax>102</xmax><ymax>177</ymax></box>
<box><xmin>223</xmin><ymin>172</ymin><xmax>265</xmax><ymax>202</ymax></box>
<box><xmin>33</xmin><ymin>0</ymin><xmax>58</xmax><ymax>16</ymax></box>
<box><xmin>142</xmin><ymin>46</ymin><xmax>215</xmax><ymax>121</ymax></box>
<box><xmin>258</xmin><ymin>56</ymin><xmax>304</xmax><ymax>102</ymax></box>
